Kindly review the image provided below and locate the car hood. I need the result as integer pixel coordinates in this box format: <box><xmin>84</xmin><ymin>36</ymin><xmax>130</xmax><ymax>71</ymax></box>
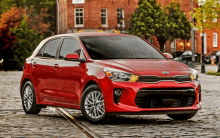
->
<box><xmin>94</xmin><ymin>59</ymin><xmax>190</xmax><ymax>74</ymax></box>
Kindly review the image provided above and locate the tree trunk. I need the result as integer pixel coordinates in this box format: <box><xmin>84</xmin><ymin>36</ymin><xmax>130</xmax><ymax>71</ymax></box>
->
<box><xmin>157</xmin><ymin>36</ymin><xmax>167</xmax><ymax>52</ymax></box>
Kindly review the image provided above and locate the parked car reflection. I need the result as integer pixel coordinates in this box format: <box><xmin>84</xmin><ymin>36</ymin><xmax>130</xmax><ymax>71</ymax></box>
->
<box><xmin>204</xmin><ymin>51</ymin><xmax>220</xmax><ymax>64</ymax></box>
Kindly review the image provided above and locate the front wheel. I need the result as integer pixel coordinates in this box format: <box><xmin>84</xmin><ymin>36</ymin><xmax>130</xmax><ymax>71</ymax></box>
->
<box><xmin>167</xmin><ymin>111</ymin><xmax>198</xmax><ymax>120</ymax></box>
<box><xmin>21</xmin><ymin>81</ymin><xmax>41</xmax><ymax>114</ymax></box>
<box><xmin>80</xmin><ymin>84</ymin><xmax>107</xmax><ymax>123</ymax></box>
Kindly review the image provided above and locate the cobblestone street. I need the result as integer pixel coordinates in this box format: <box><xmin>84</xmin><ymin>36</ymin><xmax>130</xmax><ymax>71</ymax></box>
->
<box><xmin>0</xmin><ymin>66</ymin><xmax>220</xmax><ymax>137</ymax></box>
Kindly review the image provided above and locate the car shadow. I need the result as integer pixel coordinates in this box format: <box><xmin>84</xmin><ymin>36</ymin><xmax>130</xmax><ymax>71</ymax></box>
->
<box><xmin>74</xmin><ymin>114</ymin><xmax>199</xmax><ymax>125</ymax></box>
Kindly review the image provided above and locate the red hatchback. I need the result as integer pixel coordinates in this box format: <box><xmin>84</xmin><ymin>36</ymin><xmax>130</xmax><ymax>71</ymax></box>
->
<box><xmin>20</xmin><ymin>33</ymin><xmax>201</xmax><ymax>123</ymax></box>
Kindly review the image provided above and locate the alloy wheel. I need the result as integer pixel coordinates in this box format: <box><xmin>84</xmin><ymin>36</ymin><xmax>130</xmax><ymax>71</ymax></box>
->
<box><xmin>84</xmin><ymin>91</ymin><xmax>105</xmax><ymax>119</ymax></box>
<box><xmin>23</xmin><ymin>86</ymin><xmax>33</xmax><ymax>111</ymax></box>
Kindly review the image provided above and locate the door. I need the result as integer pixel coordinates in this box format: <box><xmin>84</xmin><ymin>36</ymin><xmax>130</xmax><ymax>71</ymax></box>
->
<box><xmin>31</xmin><ymin>38</ymin><xmax>61</xmax><ymax>102</ymax></box>
<box><xmin>51</xmin><ymin>38</ymin><xmax>85</xmax><ymax>105</ymax></box>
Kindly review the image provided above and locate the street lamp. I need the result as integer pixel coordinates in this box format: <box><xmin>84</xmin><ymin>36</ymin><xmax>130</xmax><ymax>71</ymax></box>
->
<box><xmin>200</xmin><ymin>4</ymin><xmax>206</xmax><ymax>73</ymax></box>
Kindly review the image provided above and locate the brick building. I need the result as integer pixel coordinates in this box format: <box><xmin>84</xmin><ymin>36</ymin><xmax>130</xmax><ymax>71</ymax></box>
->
<box><xmin>57</xmin><ymin>0</ymin><xmax>138</xmax><ymax>34</ymax></box>
<box><xmin>57</xmin><ymin>0</ymin><xmax>220</xmax><ymax>55</ymax></box>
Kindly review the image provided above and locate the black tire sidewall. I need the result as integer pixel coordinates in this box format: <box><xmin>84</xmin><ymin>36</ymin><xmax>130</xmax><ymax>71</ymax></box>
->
<box><xmin>21</xmin><ymin>81</ymin><xmax>39</xmax><ymax>113</ymax></box>
<box><xmin>80</xmin><ymin>84</ymin><xmax>107</xmax><ymax>123</ymax></box>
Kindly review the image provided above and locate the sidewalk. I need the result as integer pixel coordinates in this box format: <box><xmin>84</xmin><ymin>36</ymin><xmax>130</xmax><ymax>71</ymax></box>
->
<box><xmin>195</xmin><ymin>64</ymin><xmax>218</xmax><ymax>73</ymax></box>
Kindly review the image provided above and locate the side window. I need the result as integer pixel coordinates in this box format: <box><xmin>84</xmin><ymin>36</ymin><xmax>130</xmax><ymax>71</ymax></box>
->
<box><xmin>42</xmin><ymin>38</ymin><xmax>61</xmax><ymax>58</ymax></box>
<box><xmin>36</xmin><ymin>46</ymin><xmax>45</xmax><ymax>57</ymax></box>
<box><xmin>59</xmin><ymin>38</ymin><xmax>81</xmax><ymax>59</ymax></box>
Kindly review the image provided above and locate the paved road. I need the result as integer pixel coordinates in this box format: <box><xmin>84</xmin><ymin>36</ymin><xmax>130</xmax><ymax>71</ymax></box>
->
<box><xmin>0</xmin><ymin>69</ymin><xmax>220</xmax><ymax>137</ymax></box>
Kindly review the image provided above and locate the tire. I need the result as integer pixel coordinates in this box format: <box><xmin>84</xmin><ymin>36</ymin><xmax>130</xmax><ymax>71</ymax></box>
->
<box><xmin>167</xmin><ymin>111</ymin><xmax>198</xmax><ymax>120</ymax></box>
<box><xmin>21</xmin><ymin>81</ymin><xmax>41</xmax><ymax>114</ymax></box>
<box><xmin>80</xmin><ymin>84</ymin><xmax>107</xmax><ymax>123</ymax></box>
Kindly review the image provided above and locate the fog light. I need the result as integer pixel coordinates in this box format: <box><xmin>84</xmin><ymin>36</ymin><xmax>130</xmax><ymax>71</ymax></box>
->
<box><xmin>114</xmin><ymin>90</ymin><xmax>121</xmax><ymax>96</ymax></box>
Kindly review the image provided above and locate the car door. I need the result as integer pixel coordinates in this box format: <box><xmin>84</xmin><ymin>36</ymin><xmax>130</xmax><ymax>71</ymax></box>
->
<box><xmin>50</xmin><ymin>37</ymin><xmax>86</xmax><ymax>106</ymax></box>
<box><xmin>31</xmin><ymin>38</ymin><xmax>62</xmax><ymax>102</ymax></box>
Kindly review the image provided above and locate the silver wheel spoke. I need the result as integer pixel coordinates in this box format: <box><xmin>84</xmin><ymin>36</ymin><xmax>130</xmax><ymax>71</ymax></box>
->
<box><xmin>85</xmin><ymin>91</ymin><xmax>105</xmax><ymax>119</ymax></box>
<box><xmin>23</xmin><ymin>86</ymin><xmax>33</xmax><ymax>111</ymax></box>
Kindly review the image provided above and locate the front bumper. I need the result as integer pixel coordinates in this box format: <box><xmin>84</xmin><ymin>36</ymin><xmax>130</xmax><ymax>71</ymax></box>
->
<box><xmin>100</xmin><ymin>77</ymin><xmax>201</xmax><ymax>114</ymax></box>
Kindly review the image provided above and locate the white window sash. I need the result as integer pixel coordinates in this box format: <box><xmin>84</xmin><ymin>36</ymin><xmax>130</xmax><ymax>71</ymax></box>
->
<box><xmin>101</xmin><ymin>9</ymin><xmax>108</xmax><ymax>27</ymax></box>
<box><xmin>117</xmin><ymin>9</ymin><xmax>125</xmax><ymax>28</ymax></box>
<box><xmin>74</xmin><ymin>8</ymin><xmax>84</xmax><ymax>27</ymax></box>
<box><xmin>213</xmin><ymin>33</ymin><xmax>218</xmax><ymax>47</ymax></box>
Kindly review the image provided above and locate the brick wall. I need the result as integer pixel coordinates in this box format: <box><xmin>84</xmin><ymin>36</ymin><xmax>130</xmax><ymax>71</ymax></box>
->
<box><xmin>66</xmin><ymin>0</ymin><xmax>138</xmax><ymax>30</ymax></box>
<box><xmin>58</xmin><ymin>0</ymin><xmax>220</xmax><ymax>55</ymax></box>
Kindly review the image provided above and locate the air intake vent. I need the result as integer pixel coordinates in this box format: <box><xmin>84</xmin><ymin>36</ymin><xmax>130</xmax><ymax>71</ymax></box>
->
<box><xmin>135</xmin><ymin>88</ymin><xmax>196</xmax><ymax>108</ymax></box>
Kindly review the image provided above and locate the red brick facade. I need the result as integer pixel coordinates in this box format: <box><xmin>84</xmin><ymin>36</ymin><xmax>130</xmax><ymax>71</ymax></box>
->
<box><xmin>58</xmin><ymin>0</ymin><xmax>220</xmax><ymax>55</ymax></box>
<box><xmin>58</xmin><ymin>0</ymin><xmax>138</xmax><ymax>33</ymax></box>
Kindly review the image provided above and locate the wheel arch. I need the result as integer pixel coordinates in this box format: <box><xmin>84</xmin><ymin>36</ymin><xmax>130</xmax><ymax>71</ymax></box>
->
<box><xmin>20</xmin><ymin>78</ymin><xmax>31</xmax><ymax>96</ymax></box>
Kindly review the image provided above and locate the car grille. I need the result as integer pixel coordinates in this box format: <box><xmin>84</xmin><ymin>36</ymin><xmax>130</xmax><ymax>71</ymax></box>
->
<box><xmin>135</xmin><ymin>88</ymin><xmax>196</xmax><ymax>108</ymax></box>
<box><xmin>137</xmin><ymin>75</ymin><xmax>191</xmax><ymax>83</ymax></box>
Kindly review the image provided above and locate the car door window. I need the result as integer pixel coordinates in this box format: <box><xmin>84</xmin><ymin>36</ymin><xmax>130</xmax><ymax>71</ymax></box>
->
<box><xmin>59</xmin><ymin>38</ymin><xmax>81</xmax><ymax>59</ymax></box>
<box><xmin>41</xmin><ymin>38</ymin><xmax>61</xmax><ymax>58</ymax></box>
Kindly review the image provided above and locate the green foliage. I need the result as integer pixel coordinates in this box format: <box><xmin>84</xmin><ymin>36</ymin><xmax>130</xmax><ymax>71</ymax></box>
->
<box><xmin>0</xmin><ymin>0</ymin><xmax>56</xmax><ymax>35</ymax></box>
<box><xmin>206</xmin><ymin>70</ymin><xmax>220</xmax><ymax>76</ymax></box>
<box><xmin>194</xmin><ymin>0</ymin><xmax>220</xmax><ymax>32</ymax></box>
<box><xmin>10</xmin><ymin>17</ymin><xmax>43</xmax><ymax>66</ymax></box>
<box><xmin>206</xmin><ymin>70</ymin><xmax>216</xmax><ymax>75</ymax></box>
<box><xmin>128</xmin><ymin>0</ymin><xmax>191</xmax><ymax>52</ymax></box>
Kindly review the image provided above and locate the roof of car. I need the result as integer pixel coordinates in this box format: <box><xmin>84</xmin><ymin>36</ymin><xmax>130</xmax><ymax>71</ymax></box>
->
<box><xmin>75</xmin><ymin>32</ymin><xmax>132</xmax><ymax>37</ymax></box>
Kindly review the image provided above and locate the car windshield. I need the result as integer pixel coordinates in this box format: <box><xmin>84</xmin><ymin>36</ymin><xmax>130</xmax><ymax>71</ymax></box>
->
<box><xmin>80</xmin><ymin>36</ymin><xmax>166</xmax><ymax>60</ymax></box>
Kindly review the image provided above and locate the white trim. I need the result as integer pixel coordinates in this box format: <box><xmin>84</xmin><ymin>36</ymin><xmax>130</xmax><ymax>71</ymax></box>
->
<box><xmin>117</xmin><ymin>9</ymin><xmax>125</xmax><ymax>28</ymax></box>
<box><xmin>74</xmin><ymin>8</ymin><xmax>84</xmax><ymax>28</ymax></box>
<box><xmin>101</xmin><ymin>8</ymin><xmax>108</xmax><ymax>27</ymax></box>
<box><xmin>72</xmin><ymin>0</ymin><xmax>85</xmax><ymax>4</ymax></box>
<box><xmin>204</xmin><ymin>33</ymin><xmax>207</xmax><ymax>54</ymax></box>
<box><xmin>213</xmin><ymin>33</ymin><xmax>218</xmax><ymax>47</ymax></box>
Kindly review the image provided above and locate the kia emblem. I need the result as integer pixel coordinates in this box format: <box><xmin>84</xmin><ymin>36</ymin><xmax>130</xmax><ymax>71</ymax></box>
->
<box><xmin>162</xmin><ymin>71</ymin><xmax>169</xmax><ymax>74</ymax></box>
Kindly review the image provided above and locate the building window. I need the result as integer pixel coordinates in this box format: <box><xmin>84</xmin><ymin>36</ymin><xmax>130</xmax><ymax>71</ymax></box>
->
<box><xmin>117</xmin><ymin>9</ymin><xmax>124</xmax><ymax>27</ymax></box>
<box><xmin>213</xmin><ymin>33</ymin><xmax>218</xmax><ymax>47</ymax></box>
<box><xmin>101</xmin><ymin>9</ymin><xmax>108</xmax><ymax>27</ymax></box>
<box><xmin>170</xmin><ymin>40</ymin><xmax>176</xmax><ymax>53</ymax></box>
<box><xmin>75</xmin><ymin>8</ymin><xmax>84</xmax><ymax>27</ymax></box>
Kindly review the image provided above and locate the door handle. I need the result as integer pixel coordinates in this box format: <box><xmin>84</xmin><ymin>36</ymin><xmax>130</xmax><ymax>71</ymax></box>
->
<box><xmin>32</xmin><ymin>62</ymin><xmax>37</xmax><ymax>68</ymax></box>
<box><xmin>53</xmin><ymin>64</ymin><xmax>59</xmax><ymax>69</ymax></box>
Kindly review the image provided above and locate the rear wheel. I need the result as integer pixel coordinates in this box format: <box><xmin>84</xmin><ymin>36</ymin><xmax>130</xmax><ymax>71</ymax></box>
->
<box><xmin>22</xmin><ymin>81</ymin><xmax>41</xmax><ymax>114</ymax></box>
<box><xmin>167</xmin><ymin>111</ymin><xmax>198</xmax><ymax>120</ymax></box>
<box><xmin>80</xmin><ymin>84</ymin><xmax>107</xmax><ymax>123</ymax></box>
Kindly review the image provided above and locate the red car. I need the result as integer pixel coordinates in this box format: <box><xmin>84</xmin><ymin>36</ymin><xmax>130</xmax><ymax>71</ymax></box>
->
<box><xmin>20</xmin><ymin>33</ymin><xmax>201</xmax><ymax>123</ymax></box>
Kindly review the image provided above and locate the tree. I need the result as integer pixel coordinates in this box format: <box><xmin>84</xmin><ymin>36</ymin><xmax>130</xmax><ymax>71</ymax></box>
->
<box><xmin>194</xmin><ymin>0</ymin><xmax>220</xmax><ymax>32</ymax></box>
<box><xmin>0</xmin><ymin>0</ymin><xmax>56</xmax><ymax>35</ymax></box>
<box><xmin>10</xmin><ymin>17</ymin><xmax>44</xmax><ymax>66</ymax></box>
<box><xmin>128</xmin><ymin>0</ymin><xmax>191</xmax><ymax>52</ymax></box>
<box><xmin>193</xmin><ymin>0</ymin><xmax>220</xmax><ymax>73</ymax></box>
<box><xmin>165</xmin><ymin>2</ymin><xmax>191</xmax><ymax>50</ymax></box>
<box><xmin>0</xmin><ymin>7</ymin><xmax>25</xmax><ymax>50</ymax></box>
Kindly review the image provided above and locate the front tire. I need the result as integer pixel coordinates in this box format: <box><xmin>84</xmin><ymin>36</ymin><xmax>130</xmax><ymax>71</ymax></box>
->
<box><xmin>80</xmin><ymin>84</ymin><xmax>107</xmax><ymax>123</ymax></box>
<box><xmin>167</xmin><ymin>111</ymin><xmax>198</xmax><ymax>120</ymax></box>
<box><xmin>21</xmin><ymin>81</ymin><xmax>41</xmax><ymax>114</ymax></box>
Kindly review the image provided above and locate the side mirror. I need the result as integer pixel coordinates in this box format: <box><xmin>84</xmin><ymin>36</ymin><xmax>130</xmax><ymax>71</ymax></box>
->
<box><xmin>64</xmin><ymin>53</ymin><xmax>87</xmax><ymax>62</ymax></box>
<box><xmin>163</xmin><ymin>53</ymin><xmax>173</xmax><ymax>60</ymax></box>
<box><xmin>64</xmin><ymin>53</ymin><xmax>80</xmax><ymax>60</ymax></box>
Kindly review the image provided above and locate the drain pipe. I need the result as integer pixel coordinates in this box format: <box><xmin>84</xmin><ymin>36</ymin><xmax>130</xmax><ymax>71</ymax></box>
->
<box><xmin>57</xmin><ymin>0</ymin><xmax>59</xmax><ymax>34</ymax></box>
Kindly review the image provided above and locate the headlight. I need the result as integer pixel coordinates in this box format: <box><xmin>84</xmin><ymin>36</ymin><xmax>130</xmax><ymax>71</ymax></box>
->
<box><xmin>190</xmin><ymin>68</ymin><xmax>199</xmax><ymax>80</ymax></box>
<box><xmin>103</xmin><ymin>68</ymin><xmax>139</xmax><ymax>82</ymax></box>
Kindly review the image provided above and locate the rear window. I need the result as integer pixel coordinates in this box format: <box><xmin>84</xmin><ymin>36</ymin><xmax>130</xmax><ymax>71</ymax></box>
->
<box><xmin>80</xmin><ymin>36</ymin><xmax>165</xmax><ymax>60</ymax></box>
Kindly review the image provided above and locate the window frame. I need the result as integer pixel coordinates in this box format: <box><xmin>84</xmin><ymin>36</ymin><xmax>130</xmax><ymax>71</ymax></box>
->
<box><xmin>56</xmin><ymin>37</ymin><xmax>83</xmax><ymax>60</ymax></box>
<box><xmin>74</xmin><ymin>8</ymin><xmax>84</xmax><ymax>27</ymax></box>
<box><xmin>101</xmin><ymin>8</ymin><xmax>108</xmax><ymax>27</ymax></box>
<box><xmin>117</xmin><ymin>9</ymin><xmax>125</xmax><ymax>28</ymax></box>
<box><xmin>36</xmin><ymin>37</ymin><xmax>62</xmax><ymax>59</ymax></box>
<box><xmin>213</xmin><ymin>33</ymin><xmax>218</xmax><ymax>47</ymax></box>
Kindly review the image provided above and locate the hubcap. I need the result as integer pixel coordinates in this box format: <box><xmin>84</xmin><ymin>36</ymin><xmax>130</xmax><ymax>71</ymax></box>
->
<box><xmin>23</xmin><ymin>86</ymin><xmax>33</xmax><ymax>111</ymax></box>
<box><xmin>85</xmin><ymin>91</ymin><xmax>105</xmax><ymax>119</ymax></box>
